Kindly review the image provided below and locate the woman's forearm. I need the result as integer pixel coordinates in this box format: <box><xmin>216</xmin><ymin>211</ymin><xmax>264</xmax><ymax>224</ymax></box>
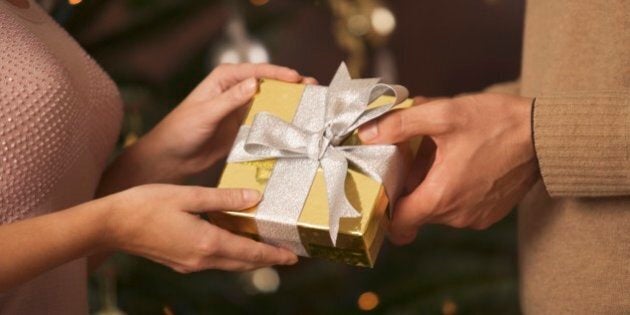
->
<box><xmin>0</xmin><ymin>199</ymin><xmax>109</xmax><ymax>292</ymax></box>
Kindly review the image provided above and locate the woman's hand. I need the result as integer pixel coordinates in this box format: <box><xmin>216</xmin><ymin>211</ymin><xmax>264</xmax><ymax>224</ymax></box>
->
<box><xmin>0</xmin><ymin>184</ymin><xmax>297</xmax><ymax>291</ymax></box>
<box><xmin>358</xmin><ymin>93</ymin><xmax>539</xmax><ymax>244</ymax></box>
<box><xmin>100</xmin><ymin>64</ymin><xmax>314</xmax><ymax>194</ymax></box>
<box><xmin>104</xmin><ymin>184</ymin><xmax>298</xmax><ymax>272</ymax></box>
<box><xmin>98</xmin><ymin>64</ymin><xmax>315</xmax><ymax>196</ymax></box>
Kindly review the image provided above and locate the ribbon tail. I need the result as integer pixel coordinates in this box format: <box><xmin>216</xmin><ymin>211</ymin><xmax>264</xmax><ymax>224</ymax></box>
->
<box><xmin>338</xmin><ymin>145</ymin><xmax>410</xmax><ymax>218</ymax></box>
<box><xmin>255</xmin><ymin>158</ymin><xmax>319</xmax><ymax>257</ymax></box>
<box><xmin>320</xmin><ymin>149</ymin><xmax>361</xmax><ymax>245</ymax></box>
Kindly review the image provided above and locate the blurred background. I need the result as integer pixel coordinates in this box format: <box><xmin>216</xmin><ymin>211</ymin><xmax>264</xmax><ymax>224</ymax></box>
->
<box><xmin>49</xmin><ymin>0</ymin><xmax>524</xmax><ymax>314</ymax></box>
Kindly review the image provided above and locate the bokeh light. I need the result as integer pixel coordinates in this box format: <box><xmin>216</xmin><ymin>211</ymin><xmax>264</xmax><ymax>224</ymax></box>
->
<box><xmin>250</xmin><ymin>267</ymin><xmax>280</xmax><ymax>294</ymax></box>
<box><xmin>347</xmin><ymin>14</ymin><xmax>370</xmax><ymax>36</ymax></box>
<box><xmin>371</xmin><ymin>6</ymin><xmax>396</xmax><ymax>36</ymax></box>
<box><xmin>357</xmin><ymin>291</ymin><xmax>379</xmax><ymax>311</ymax></box>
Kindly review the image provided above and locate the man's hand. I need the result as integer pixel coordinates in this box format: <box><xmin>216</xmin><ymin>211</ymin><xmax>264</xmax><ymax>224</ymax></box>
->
<box><xmin>358</xmin><ymin>93</ymin><xmax>539</xmax><ymax>244</ymax></box>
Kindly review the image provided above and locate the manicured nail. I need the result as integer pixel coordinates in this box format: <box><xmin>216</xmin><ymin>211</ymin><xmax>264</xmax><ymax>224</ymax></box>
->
<box><xmin>359</xmin><ymin>122</ymin><xmax>379</xmax><ymax>142</ymax></box>
<box><xmin>286</xmin><ymin>255</ymin><xmax>299</xmax><ymax>265</ymax></box>
<box><xmin>242</xmin><ymin>78</ymin><xmax>258</xmax><ymax>94</ymax></box>
<box><xmin>242</xmin><ymin>189</ymin><xmax>261</xmax><ymax>203</ymax></box>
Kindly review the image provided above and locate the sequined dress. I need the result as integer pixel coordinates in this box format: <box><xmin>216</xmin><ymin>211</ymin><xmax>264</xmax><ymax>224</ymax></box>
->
<box><xmin>0</xmin><ymin>1</ymin><xmax>122</xmax><ymax>313</ymax></box>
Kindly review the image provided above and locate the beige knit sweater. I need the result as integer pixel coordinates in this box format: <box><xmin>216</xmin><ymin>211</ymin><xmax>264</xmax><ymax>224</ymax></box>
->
<box><xmin>497</xmin><ymin>0</ymin><xmax>629</xmax><ymax>313</ymax></box>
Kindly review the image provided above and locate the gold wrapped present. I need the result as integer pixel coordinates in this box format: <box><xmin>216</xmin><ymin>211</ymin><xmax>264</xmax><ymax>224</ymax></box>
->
<box><xmin>209</xmin><ymin>64</ymin><xmax>417</xmax><ymax>267</ymax></box>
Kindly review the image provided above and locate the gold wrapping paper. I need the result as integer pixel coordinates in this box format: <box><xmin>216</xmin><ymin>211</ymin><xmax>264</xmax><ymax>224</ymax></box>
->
<box><xmin>210</xmin><ymin>79</ymin><xmax>416</xmax><ymax>267</ymax></box>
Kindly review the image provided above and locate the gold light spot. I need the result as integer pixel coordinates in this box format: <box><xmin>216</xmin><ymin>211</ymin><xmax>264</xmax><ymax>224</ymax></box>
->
<box><xmin>250</xmin><ymin>0</ymin><xmax>269</xmax><ymax>6</ymax></box>
<box><xmin>442</xmin><ymin>298</ymin><xmax>458</xmax><ymax>315</ymax></box>
<box><xmin>68</xmin><ymin>0</ymin><xmax>82</xmax><ymax>5</ymax></box>
<box><xmin>357</xmin><ymin>291</ymin><xmax>379</xmax><ymax>311</ymax></box>
<box><xmin>123</xmin><ymin>132</ymin><xmax>138</xmax><ymax>147</ymax></box>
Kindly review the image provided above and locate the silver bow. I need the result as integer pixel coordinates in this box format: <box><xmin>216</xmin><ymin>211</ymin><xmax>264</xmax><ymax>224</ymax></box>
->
<box><xmin>227</xmin><ymin>63</ymin><xmax>409</xmax><ymax>256</ymax></box>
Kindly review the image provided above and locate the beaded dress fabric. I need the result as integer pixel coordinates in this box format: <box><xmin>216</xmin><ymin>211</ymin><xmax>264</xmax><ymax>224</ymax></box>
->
<box><xmin>0</xmin><ymin>1</ymin><xmax>122</xmax><ymax>314</ymax></box>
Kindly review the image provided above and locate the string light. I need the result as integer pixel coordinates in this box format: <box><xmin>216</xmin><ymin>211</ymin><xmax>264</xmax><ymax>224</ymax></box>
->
<box><xmin>357</xmin><ymin>291</ymin><xmax>379</xmax><ymax>311</ymax></box>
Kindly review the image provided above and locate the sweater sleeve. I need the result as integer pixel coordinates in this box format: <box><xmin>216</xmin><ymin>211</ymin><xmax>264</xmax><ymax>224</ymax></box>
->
<box><xmin>533</xmin><ymin>91</ymin><xmax>630</xmax><ymax>197</ymax></box>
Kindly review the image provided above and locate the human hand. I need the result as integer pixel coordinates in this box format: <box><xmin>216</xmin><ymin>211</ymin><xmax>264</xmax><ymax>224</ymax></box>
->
<box><xmin>126</xmin><ymin>63</ymin><xmax>316</xmax><ymax>183</ymax></box>
<box><xmin>102</xmin><ymin>184</ymin><xmax>298</xmax><ymax>272</ymax></box>
<box><xmin>358</xmin><ymin>93</ymin><xmax>539</xmax><ymax>244</ymax></box>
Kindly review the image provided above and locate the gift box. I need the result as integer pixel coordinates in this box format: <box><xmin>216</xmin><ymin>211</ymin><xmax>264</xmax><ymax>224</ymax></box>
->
<box><xmin>209</xmin><ymin>64</ymin><xmax>418</xmax><ymax>267</ymax></box>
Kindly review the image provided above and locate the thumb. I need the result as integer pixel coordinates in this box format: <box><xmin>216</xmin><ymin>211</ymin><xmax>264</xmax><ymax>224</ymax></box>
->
<box><xmin>207</xmin><ymin>77</ymin><xmax>258</xmax><ymax>123</ymax></box>
<box><xmin>180</xmin><ymin>186</ymin><xmax>262</xmax><ymax>213</ymax></box>
<box><xmin>358</xmin><ymin>101</ymin><xmax>452</xmax><ymax>144</ymax></box>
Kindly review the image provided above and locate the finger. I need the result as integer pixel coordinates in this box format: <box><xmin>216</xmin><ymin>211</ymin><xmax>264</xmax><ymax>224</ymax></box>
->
<box><xmin>389</xmin><ymin>177</ymin><xmax>444</xmax><ymax>245</ymax></box>
<box><xmin>357</xmin><ymin>100</ymin><xmax>454</xmax><ymax>144</ymax></box>
<box><xmin>413</xmin><ymin>96</ymin><xmax>431</xmax><ymax>105</ymax></box>
<box><xmin>202</xmin><ymin>257</ymin><xmax>259</xmax><ymax>271</ymax></box>
<box><xmin>425</xmin><ymin>210</ymin><xmax>470</xmax><ymax>228</ymax></box>
<box><xmin>413</xmin><ymin>96</ymin><xmax>448</xmax><ymax>106</ymax></box>
<box><xmin>188</xmin><ymin>64</ymin><xmax>302</xmax><ymax>101</ymax></box>
<box><xmin>301</xmin><ymin>76</ymin><xmax>318</xmax><ymax>85</ymax></box>
<box><xmin>171</xmin><ymin>257</ymin><xmax>258</xmax><ymax>273</ymax></box>
<box><xmin>211</xmin><ymin>63</ymin><xmax>302</xmax><ymax>93</ymax></box>
<box><xmin>388</xmin><ymin>194</ymin><xmax>427</xmax><ymax>245</ymax></box>
<box><xmin>178</xmin><ymin>186</ymin><xmax>262</xmax><ymax>213</ymax></box>
<box><xmin>405</xmin><ymin>137</ymin><xmax>436</xmax><ymax>193</ymax></box>
<box><xmin>212</xmin><ymin>228</ymin><xmax>298</xmax><ymax>265</ymax></box>
<box><xmin>387</xmin><ymin>222</ymin><xmax>418</xmax><ymax>245</ymax></box>
<box><xmin>207</xmin><ymin>77</ymin><xmax>259</xmax><ymax>123</ymax></box>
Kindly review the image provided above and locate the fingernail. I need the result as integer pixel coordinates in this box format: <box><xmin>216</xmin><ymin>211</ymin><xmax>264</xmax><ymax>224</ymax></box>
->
<box><xmin>242</xmin><ymin>78</ymin><xmax>258</xmax><ymax>94</ymax></box>
<box><xmin>287</xmin><ymin>255</ymin><xmax>298</xmax><ymax>265</ymax></box>
<box><xmin>242</xmin><ymin>189</ymin><xmax>261</xmax><ymax>203</ymax></box>
<box><xmin>359</xmin><ymin>122</ymin><xmax>379</xmax><ymax>142</ymax></box>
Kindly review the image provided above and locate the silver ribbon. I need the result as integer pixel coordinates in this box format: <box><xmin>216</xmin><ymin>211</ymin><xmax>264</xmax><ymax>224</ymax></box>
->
<box><xmin>227</xmin><ymin>63</ymin><xmax>409</xmax><ymax>256</ymax></box>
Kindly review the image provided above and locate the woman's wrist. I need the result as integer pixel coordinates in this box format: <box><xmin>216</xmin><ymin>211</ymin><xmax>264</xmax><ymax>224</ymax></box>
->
<box><xmin>96</xmin><ymin>136</ymin><xmax>189</xmax><ymax>197</ymax></box>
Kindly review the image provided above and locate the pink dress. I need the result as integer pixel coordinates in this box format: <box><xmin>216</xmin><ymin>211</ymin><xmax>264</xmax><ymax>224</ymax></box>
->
<box><xmin>0</xmin><ymin>1</ymin><xmax>123</xmax><ymax>313</ymax></box>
